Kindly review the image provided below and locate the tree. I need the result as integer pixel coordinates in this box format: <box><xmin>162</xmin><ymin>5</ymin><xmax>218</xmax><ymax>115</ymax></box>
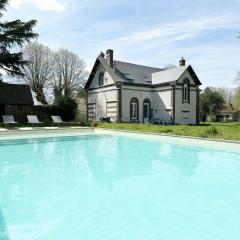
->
<box><xmin>53</xmin><ymin>95</ymin><xmax>78</xmax><ymax>121</ymax></box>
<box><xmin>0</xmin><ymin>0</ymin><xmax>37</xmax><ymax>78</ymax></box>
<box><xmin>232</xmin><ymin>87</ymin><xmax>240</xmax><ymax>110</ymax></box>
<box><xmin>77</xmin><ymin>88</ymin><xmax>87</xmax><ymax>98</ymax></box>
<box><xmin>235</xmin><ymin>71</ymin><xmax>240</xmax><ymax>84</ymax></box>
<box><xmin>20</xmin><ymin>42</ymin><xmax>54</xmax><ymax>104</ymax></box>
<box><xmin>216</xmin><ymin>87</ymin><xmax>234</xmax><ymax>104</ymax></box>
<box><xmin>162</xmin><ymin>64</ymin><xmax>176</xmax><ymax>70</ymax></box>
<box><xmin>52</xmin><ymin>48</ymin><xmax>87</xmax><ymax>99</ymax></box>
<box><xmin>200</xmin><ymin>87</ymin><xmax>225</xmax><ymax>121</ymax></box>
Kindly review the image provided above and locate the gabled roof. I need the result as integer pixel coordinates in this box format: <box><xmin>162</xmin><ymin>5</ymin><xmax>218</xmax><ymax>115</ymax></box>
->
<box><xmin>0</xmin><ymin>83</ymin><xmax>34</xmax><ymax>105</ymax></box>
<box><xmin>152</xmin><ymin>65</ymin><xmax>201</xmax><ymax>85</ymax></box>
<box><xmin>85</xmin><ymin>56</ymin><xmax>201</xmax><ymax>89</ymax></box>
<box><xmin>152</xmin><ymin>65</ymin><xmax>189</xmax><ymax>84</ymax></box>
<box><xmin>218</xmin><ymin>104</ymin><xmax>235</xmax><ymax>114</ymax></box>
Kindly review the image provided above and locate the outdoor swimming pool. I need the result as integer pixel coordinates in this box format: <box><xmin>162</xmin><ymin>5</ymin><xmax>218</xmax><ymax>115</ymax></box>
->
<box><xmin>0</xmin><ymin>130</ymin><xmax>240</xmax><ymax>240</ymax></box>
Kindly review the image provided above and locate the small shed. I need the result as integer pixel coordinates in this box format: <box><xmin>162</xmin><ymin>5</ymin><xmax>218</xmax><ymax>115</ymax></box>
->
<box><xmin>0</xmin><ymin>83</ymin><xmax>34</xmax><ymax>122</ymax></box>
<box><xmin>216</xmin><ymin>104</ymin><xmax>235</xmax><ymax>122</ymax></box>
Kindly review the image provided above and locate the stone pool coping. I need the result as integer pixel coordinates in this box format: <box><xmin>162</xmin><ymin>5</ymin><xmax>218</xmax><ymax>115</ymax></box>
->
<box><xmin>0</xmin><ymin>126</ymin><xmax>239</xmax><ymax>143</ymax></box>
<box><xmin>0</xmin><ymin>127</ymin><xmax>239</xmax><ymax>153</ymax></box>
<box><xmin>95</xmin><ymin>128</ymin><xmax>240</xmax><ymax>144</ymax></box>
<box><xmin>95</xmin><ymin>128</ymin><xmax>240</xmax><ymax>153</ymax></box>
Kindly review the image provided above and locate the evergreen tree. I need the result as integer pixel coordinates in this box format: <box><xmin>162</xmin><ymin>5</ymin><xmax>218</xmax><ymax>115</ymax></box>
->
<box><xmin>0</xmin><ymin>0</ymin><xmax>37</xmax><ymax>78</ymax></box>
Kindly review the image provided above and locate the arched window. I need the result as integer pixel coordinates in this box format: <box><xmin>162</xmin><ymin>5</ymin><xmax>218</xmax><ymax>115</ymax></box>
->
<box><xmin>130</xmin><ymin>98</ymin><xmax>139</xmax><ymax>122</ymax></box>
<box><xmin>98</xmin><ymin>72</ymin><xmax>104</xmax><ymax>86</ymax></box>
<box><xmin>182</xmin><ymin>79</ymin><xmax>190</xmax><ymax>103</ymax></box>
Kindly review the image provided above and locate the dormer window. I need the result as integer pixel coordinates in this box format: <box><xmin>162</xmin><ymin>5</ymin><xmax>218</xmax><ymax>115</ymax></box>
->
<box><xmin>98</xmin><ymin>72</ymin><xmax>104</xmax><ymax>86</ymax></box>
<box><xmin>182</xmin><ymin>79</ymin><xmax>190</xmax><ymax>103</ymax></box>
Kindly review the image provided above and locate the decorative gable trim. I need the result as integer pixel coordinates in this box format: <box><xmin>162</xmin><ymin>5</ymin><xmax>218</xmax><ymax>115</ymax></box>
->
<box><xmin>85</xmin><ymin>58</ymin><xmax>101</xmax><ymax>89</ymax></box>
<box><xmin>176</xmin><ymin>65</ymin><xmax>201</xmax><ymax>86</ymax></box>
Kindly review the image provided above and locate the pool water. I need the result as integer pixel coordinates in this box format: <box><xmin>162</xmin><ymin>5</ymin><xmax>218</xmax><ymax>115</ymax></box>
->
<box><xmin>0</xmin><ymin>133</ymin><xmax>240</xmax><ymax>240</ymax></box>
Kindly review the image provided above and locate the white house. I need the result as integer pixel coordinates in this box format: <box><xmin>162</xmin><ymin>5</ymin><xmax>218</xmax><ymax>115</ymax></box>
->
<box><xmin>85</xmin><ymin>49</ymin><xmax>202</xmax><ymax>125</ymax></box>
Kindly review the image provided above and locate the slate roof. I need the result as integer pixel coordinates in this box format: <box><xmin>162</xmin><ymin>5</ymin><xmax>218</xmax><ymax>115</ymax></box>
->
<box><xmin>85</xmin><ymin>56</ymin><xmax>201</xmax><ymax>89</ymax></box>
<box><xmin>114</xmin><ymin>60</ymin><xmax>162</xmax><ymax>84</ymax></box>
<box><xmin>98</xmin><ymin>57</ymin><xmax>162</xmax><ymax>85</ymax></box>
<box><xmin>0</xmin><ymin>83</ymin><xmax>34</xmax><ymax>105</ymax></box>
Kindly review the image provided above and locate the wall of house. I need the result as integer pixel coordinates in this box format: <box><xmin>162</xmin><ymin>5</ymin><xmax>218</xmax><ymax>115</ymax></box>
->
<box><xmin>174</xmin><ymin>87</ymin><xmax>197</xmax><ymax>124</ymax></box>
<box><xmin>177</xmin><ymin>70</ymin><xmax>196</xmax><ymax>84</ymax></box>
<box><xmin>4</xmin><ymin>105</ymin><xmax>33</xmax><ymax>122</ymax></box>
<box><xmin>121</xmin><ymin>85</ymin><xmax>173</xmax><ymax>123</ymax></box>
<box><xmin>174</xmin><ymin>69</ymin><xmax>198</xmax><ymax>124</ymax></box>
<box><xmin>152</xmin><ymin>87</ymin><xmax>173</xmax><ymax>121</ymax></box>
<box><xmin>88</xmin><ymin>64</ymin><xmax>119</xmax><ymax>121</ymax></box>
<box><xmin>121</xmin><ymin>85</ymin><xmax>153</xmax><ymax>122</ymax></box>
<box><xmin>88</xmin><ymin>86</ymin><xmax>119</xmax><ymax>121</ymax></box>
<box><xmin>89</xmin><ymin>65</ymin><xmax>115</xmax><ymax>89</ymax></box>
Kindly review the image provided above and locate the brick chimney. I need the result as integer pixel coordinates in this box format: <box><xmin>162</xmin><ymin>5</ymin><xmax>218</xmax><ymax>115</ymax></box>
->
<box><xmin>98</xmin><ymin>52</ymin><xmax>105</xmax><ymax>58</ymax></box>
<box><xmin>179</xmin><ymin>57</ymin><xmax>186</xmax><ymax>66</ymax></box>
<box><xmin>106</xmin><ymin>49</ymin><xmax>114</xmax><ymax>68</ymax></box>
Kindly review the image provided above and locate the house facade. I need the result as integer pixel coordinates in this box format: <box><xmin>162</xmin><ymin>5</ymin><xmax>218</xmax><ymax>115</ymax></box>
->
<box><xmin>85</xmin><ymin>49</ymin><xmax>202</xmax><ymax>125</ymax></box>
<box><xmin>0</xmin><ymin>82</ymin><xmax>34</xmax><ymax>122</ymax></box>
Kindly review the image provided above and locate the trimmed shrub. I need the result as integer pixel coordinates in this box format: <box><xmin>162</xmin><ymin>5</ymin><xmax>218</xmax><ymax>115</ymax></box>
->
<box><xmin>54</xmin><ymin>96</ymin><xmax>78</xmax><ymax>121</ymax></box>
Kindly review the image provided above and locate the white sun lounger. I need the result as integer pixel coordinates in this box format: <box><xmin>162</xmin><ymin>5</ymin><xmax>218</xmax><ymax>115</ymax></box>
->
<box><xmin>2</xmin><ymin>115</ymin><xmax>18</xmax><ymax>125</ymax></box>
<box><xmin>51</xmin><ymin>115</ymin><xmax>67</xmax><ymax>127</ymax></box>
<box><xmin>27</xmin><ymin>115</ymin><xmax>44</xmax><ymax>126</ymax></box>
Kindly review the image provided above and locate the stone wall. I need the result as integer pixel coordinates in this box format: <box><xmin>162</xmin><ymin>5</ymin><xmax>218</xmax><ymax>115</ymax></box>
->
<box><xmin>77</xmin><ymin>97</ymin><xmax>87</xmax><ymax>122</ymax></box>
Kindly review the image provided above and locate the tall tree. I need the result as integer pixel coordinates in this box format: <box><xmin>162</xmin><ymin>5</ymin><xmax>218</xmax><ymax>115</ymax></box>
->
<box><xmin>20</xmin><ymin>42</ymin><xmax>54</xmax><ymax>104</ymax></box>
<box><xmin>216</xmin><ymin>87</ymin><xmax>234</xmax><ymax>104</ymax></box>
<box><xmin>0</xmin><ymin>0</ymin><xmax>37</xmax><ymax>78</ymax></box>
<box><xmin>232</xmin><ymin>87</ymin><xmax>240</xmax><ymax>110</ymax></box>
<box><xmin>200</xmin><ymin>87</ymin><xmax>225</xmax><ymax>121</ymax></box>
<box><xmin>235</xmin><ymin>71</ymin><xmax>240</xmax><ymax>84</ymax></box>
<box><xmin>53</xmin><ymin>48</ymin><xmax>87</xmax><ymax>99</ymax></box>
<box><xmin>162</xmin><ymin>64</ymin><xmax>176</xmax><ymax>70</ymax></box>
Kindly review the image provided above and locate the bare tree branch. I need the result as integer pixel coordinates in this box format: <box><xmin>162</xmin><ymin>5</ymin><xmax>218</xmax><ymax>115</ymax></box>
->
<box><xmin>20</xmin><ymin>42</ymin><xmax>54</xmax><ymax>104</ymax></box>
<box><xmin>53</xmin><ymin>48</ymin><xmax>88</xmax><ymax>98</ymax></box>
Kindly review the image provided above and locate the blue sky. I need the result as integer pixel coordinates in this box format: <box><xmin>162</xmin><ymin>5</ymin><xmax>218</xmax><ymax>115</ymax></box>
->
<box><xmin>5</xmin><ymin>0</ymin><xmax>240</xmax><ymax>87</ymax></box>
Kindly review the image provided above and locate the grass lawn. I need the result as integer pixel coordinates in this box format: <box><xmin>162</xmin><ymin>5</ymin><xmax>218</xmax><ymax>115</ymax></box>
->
<box><xmin>97</xmin><ymin>122</ymin><xmax>240</xmax><ymax>141</ymax></box>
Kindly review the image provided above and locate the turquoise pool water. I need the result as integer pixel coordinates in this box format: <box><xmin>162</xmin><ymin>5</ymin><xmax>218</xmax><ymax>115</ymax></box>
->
<box><xmin>0</xmin><ymin>133</ymin><xmax>240</xmax><ymax>240</ymax></box>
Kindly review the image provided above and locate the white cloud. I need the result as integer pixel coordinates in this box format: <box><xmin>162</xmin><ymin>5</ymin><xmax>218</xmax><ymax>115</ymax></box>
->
<box><xmin>100</xmin><ymin>15</ymin><xmax>239</xmax><ymax>88</ymax></box>
<box><xmin>106</xmin><ymin>16</ymin><xmax>237</xmax><ymax>46</ymax></box>
<box><xmin>9</xmin><ymin>0</ymin><xmax>69</xmax><ymax>12</ymax></box>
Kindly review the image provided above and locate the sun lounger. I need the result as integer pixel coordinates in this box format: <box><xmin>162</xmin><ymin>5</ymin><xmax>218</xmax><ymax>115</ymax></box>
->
<box><xmin>27</xmin><ymin>115</ymin><xmax>44</xmax><ymax>127</ymax></box>
<box><xmin>51</xmin><ymin>115</ymin><xmax>68</xmax><ymax>127</ymax></box>
<box><xmin>2</xmin><ymin>115</ymin><xmax>18</xmax><ymax>125</ymax></box>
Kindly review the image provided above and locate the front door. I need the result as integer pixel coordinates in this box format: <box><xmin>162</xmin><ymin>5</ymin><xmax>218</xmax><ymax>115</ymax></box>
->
<box><xmin>143</xmin><ymin>102</ymin><xmax>150</xmax><ymax>123</ymax></box>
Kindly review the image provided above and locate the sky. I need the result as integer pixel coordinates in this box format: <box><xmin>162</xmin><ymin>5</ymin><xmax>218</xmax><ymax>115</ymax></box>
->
<box><xmin>4</xmin><ymin>0</ymin><xmax>240</xmax><ymax>88</ymax></box>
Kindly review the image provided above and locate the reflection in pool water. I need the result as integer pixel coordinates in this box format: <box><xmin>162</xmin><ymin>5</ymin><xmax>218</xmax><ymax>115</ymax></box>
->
<box><xmin>0</xmin><ymin>134</ymin><xmax>239</xmax><ymax>240</ymax></box>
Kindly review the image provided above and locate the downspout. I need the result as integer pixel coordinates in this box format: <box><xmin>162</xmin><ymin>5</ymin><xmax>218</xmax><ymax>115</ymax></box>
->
<box><xmin>170</xmin><ymin>82</ymin><xmax>176</xmax><ymax>124</ymax></box>
<box><xmin>116</xmin><ymin>82</ymin><xmax>122</xmax><ymax>122</ymax></box>
<box><xmin>86</xmin><ymin>90</ymin><xmax>89</xmax><ymax>121</ymax></box>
